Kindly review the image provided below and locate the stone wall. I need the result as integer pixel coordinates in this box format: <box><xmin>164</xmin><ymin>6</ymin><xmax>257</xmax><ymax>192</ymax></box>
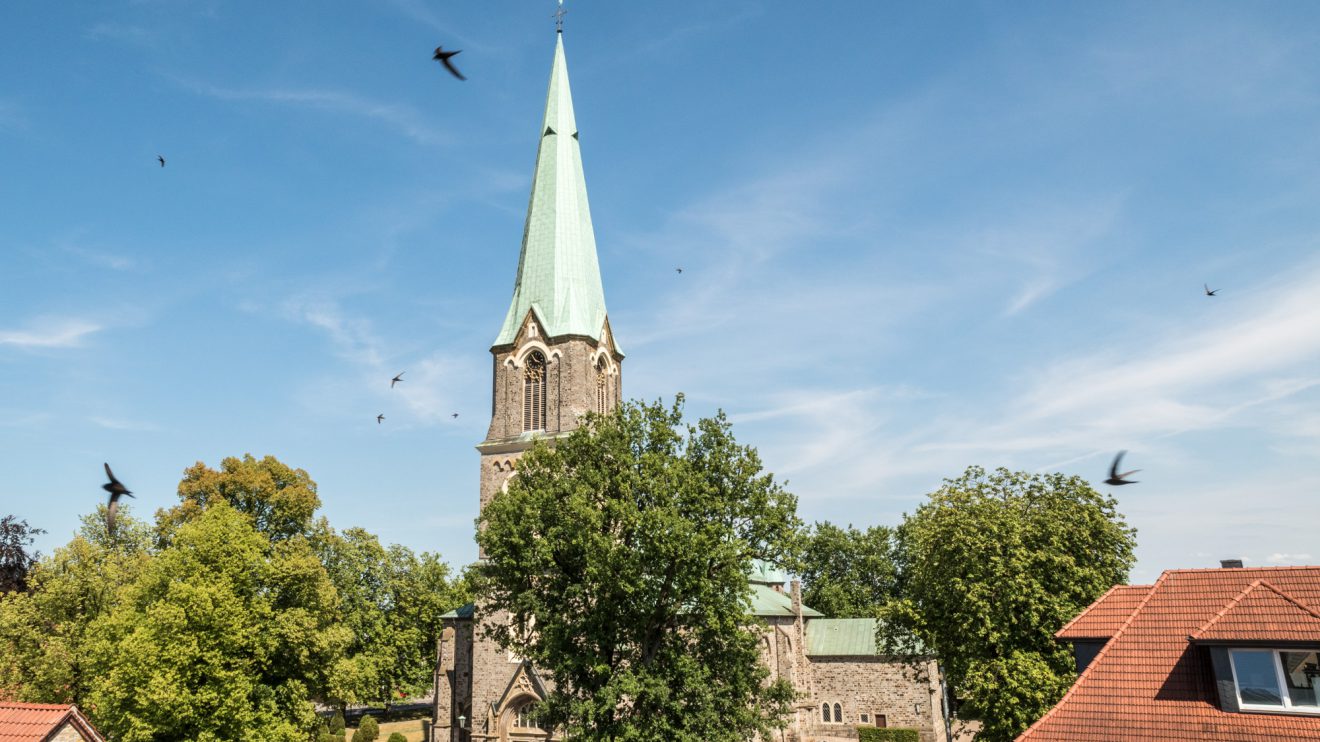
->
<box><xmin>802</xmin><ymin>657</ymin><xmax>945</xmax><ymax>742</ymax></box>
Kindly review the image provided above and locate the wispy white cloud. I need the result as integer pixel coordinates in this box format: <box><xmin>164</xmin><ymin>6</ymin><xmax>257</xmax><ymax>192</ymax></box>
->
<box><xmin>1267</xmin><ymin>553</ymin><xmax>1315</xmax><ymax>564</ymax></box>
<box><xmin>183</xmin><ymin>81</ymin><xmax>451</xmax><ymax>147</ymax></box>
<box><xmin>89</xmin><ymin>416</ymin><xmax>162</xmax><ymax>432</ymax></box>
<box><xmin>85</xmin><ymin>22</ymin><xmax>156</xmax><ymax>46</ymax></box>
<box><xmin>282</xmin><ymin>295</ymin><xmax>478</xmax><ymax>424</ymax></box>
<box><xmin>0</xmin><ymin>318</ymin><xmax>102</xmax><ymax>349</ymax></box>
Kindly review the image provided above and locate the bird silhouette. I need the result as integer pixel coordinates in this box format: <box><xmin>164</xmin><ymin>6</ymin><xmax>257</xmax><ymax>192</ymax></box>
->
<box><xmin>675</xmin><ymin>267</ymin><xmax>683</xmax><ymax>274</ymax></box>
<box><xmin>1104</xmin><ymin>451</ymin><xmax>1140</xmax><ymax>486</ymax></box>
<box><xmin>391</xmin><ymin>372</ymin><xmax>404</xmax><ymax>388</ymax></box>
<box><xmin>377</xmin><ymin>414</ymin><xmax>385</xmax><ymax>424</ymax></box>
<box><xmin>451</xmin><ymin>413</ymin><xmax>459</xmax><ymax>419</ymax></box>
<box><xmin>1204</xmin><ymin>284</ymin><xmax>1218</xmax><ymax>296</ymax></box>
<box><xmin>102</xmin><ymin>463</ymin><xmax>135</xmax><ymax>533</ymax></box>
<box><xmin>157</xmin><ymin>155</ymin><xmax>165</xmax><ymax>168</ymax></box>
<box><xmin>433</xmin><ymin>47</ymin><xmax>466</xmax><ymax>80</ymax></box>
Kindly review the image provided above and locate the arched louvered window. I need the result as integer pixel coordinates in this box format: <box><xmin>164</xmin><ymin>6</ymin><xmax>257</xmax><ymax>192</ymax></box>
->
<box><xmin>821</xmin><ymin>703</ymin><xmax>830</xmax><ymax>722</ymax></box>
<box><xmin>595</xmin><ymin>358</ymin><xmax>609</xmax><ymax>414</ymax></box>
<box><xmin>833</xmin><ymin>703</ymin><xmax>842</xmax><ymax>723</ymax></box>
<box><xmin>523</xmin><ymin>351</ymin><xmax>547</xmax><ymax>432</ymax></box>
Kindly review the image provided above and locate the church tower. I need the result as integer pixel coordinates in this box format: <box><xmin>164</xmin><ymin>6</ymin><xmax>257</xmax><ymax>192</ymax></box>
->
<box><xmin>477</xmin><ymin>31</ymin><xmax>622</xmax><ymax>515</ymax></box>
<box><xmin>432</xmin><ymin>30</ymin><xmax>619</xmax><ymax>742</ymax></box>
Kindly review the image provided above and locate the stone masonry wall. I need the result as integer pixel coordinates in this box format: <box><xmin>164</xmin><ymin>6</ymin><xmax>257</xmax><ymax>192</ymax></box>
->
<box><xmin>803</xmin><ymin>657</ymin><xmax>945</xmax><ymax>742</ymax></box>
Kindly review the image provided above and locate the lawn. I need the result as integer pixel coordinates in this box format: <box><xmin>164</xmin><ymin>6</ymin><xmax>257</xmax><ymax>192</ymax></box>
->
<box><xmin>346</xmin><ymin>718</ymin><xmax>428</xmax><ymax>742</ymax></box>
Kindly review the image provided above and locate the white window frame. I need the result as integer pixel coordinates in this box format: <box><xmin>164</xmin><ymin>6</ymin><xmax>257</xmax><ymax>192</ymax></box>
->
<box><xmin>1229</xmin><ymin>648</ymin><xmax>1320</xmax><ymax>715</ymax></box>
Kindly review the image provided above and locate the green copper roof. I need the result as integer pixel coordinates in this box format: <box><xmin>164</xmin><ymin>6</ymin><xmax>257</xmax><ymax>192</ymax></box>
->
<box><xmin>748</xmin><ymin>559</ymin><xmax>789</xmax><ymax>586</ymax></box>
<box><xmin>749</xmin><ymin>583</ymin><xmax>824</xmax><ymax>618</ymax></box>
<box><xmin>805</xmin><ymin>618</ymin><xmax>880</xmax><ymax>656</ymax></box>
<box><xmin>494</xmin><ymin>35</ymin><xmax>610</xmax><ymax>348</ymax></box>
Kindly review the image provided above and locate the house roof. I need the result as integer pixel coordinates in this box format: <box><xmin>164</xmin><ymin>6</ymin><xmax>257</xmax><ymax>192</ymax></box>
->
<box><xmin>493</xmin><ymin>34</ymin><xmax>612</xmax><ymax>350</ymax></box>
<box><xmin>1056</xmin><ymin>583</ymin><xmax>1153</xmax><ymax>640</ymax></box>
<box><xmin>805</xmin><ymin>617</ymin><xmax>879</xmax><ymax>656</ymax></box>
<box><xmin>1191</xmin><ymin>579</ymin><xmax>1320</xmax><ymax>643</ymax></box>
<box><xmin>0</xmin><ymin>702</ymin><xmax>103</xmax><ymax>742</ymax></box>
<box><xmin>1019</xmin><ymin>566</ymin><xmax>1320</xmax><ymax>741</ymax></box>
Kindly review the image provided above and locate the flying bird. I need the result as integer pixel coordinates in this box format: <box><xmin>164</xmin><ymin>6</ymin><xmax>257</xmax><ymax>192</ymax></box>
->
<box><xmin>1104</xmin><ymin>451</ymin><xmax>1140</xmax><ymax>486</ymax></box>
<box><xmin>433</xmin><ymin>47</ymin><xmax>466</xmax><ymax>81</ymax></box>
<box><xmin>451</xmin><ymin>413</ymin><xmax>459</xmax><ymax>419</ymax></box>
<box><xmin>157</xmin><ymin>155</ymin><xmax>165</xmax><ymax>168</ymax></box>
<box><xmin>377</xmin><ymin>414</ymin><xmax>385</xmax><ymax>424</ymax></box>
<box><xmin>675</xmin><ymin>267</ymin><xmax>683</xmax><ymax>274</ymax></box>
<box><xmin>102</xmin><ymin>463</ymin><xmax>135</xmax><ymax>533</ymax></box>
<box><xmin>391</xmin><ymin>372</ymin><xmax>404</xmax><ymax>388</ymax></box>
<box><xmin>1204</xmin><ymin>284</ymin><xmax>1218</xmax><ymax>296</ymax></box>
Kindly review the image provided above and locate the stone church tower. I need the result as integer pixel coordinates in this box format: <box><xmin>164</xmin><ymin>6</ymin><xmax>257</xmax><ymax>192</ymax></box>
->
<box><xmin>476</xmin><ymin>28</ymin><xmax>622</xmax><ymax>519</ymax></box>
<box><xmin>433</xmin><ymin>29</ymin><xmax>619</xmax><ymax>742</ymax></box>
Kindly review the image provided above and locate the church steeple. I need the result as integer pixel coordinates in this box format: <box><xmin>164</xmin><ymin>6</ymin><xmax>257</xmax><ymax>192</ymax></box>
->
<box><xmin>477</xmin><ymin>32</ymin><xmax>622</xmax><ymax>515</ymax></box>
<box><xmin>493</xmin><ymin>34</ymin><xmax>611</xmax><ymax>350</ymax></box>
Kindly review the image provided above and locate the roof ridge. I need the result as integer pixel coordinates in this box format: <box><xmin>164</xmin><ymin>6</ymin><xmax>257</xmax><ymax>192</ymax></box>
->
<box><xmin>1190</xmin><ymin>579</ymin><xmax>1320</xmax><ymax>639</ymax></box>
<box><xmin>1055</xmin><ymin>583</ymin><xmax>1130</xmax><ymax>638</ymax></box>
<box><xmin>1167</xmin><ymin>565</ymin><xmax>1320</xmax><ymax>573</ymax></box>
<box><xmin>1019</xmin><ymin>569</ymin><xmax>1172</xmax><ymax>740</ymax></box>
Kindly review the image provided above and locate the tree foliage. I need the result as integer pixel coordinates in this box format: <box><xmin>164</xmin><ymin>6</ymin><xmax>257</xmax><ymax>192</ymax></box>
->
<box><xmin>798</xmin><ymin>521</ymin><xmax>896</xmax><ymax>618</ymax></box>
<box><xmin>877</xmin><ymin>466</ymin><xmax>1136</xmax><ymax>742</ymax></box>
<box><xmin>0</xmin><ymin>454</ymin><xmax>467</xmax><ymax>739</ymax></box>
<box><xmin>476</xmin><ymin>397</ymin><xmax>801</xmax><ymax>742</ymax></box>
<box><xmin>0</xmin><ymin>515</ymin><xmax>45</xmax><ymax>594</ymax></box>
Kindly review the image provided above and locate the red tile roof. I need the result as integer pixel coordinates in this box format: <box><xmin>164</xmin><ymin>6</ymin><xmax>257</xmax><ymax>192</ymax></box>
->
<box><xmin>0</xmin><ymin>702</ymin><xmax>103</xmax><ymax>742</ymax></box>
<box><xmin>1192</xmin><ymin>580</ymin><xmax>1320</xmax><ymax>643</ymax></box>
<box><xmin>1056</xmin><ymin>583</ymin><xmax>1153</xmax><ymax>640</ymax></box>
<box><xmin>1019</xmin><ymin>566</ymin><xmax>1320</xmax><ymax>742</ymax></box>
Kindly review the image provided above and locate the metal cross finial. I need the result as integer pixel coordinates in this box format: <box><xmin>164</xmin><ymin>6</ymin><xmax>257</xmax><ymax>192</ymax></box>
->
<box><xmin>553</xmin><ymin>1</ymin><xmax>567</xmax><ymax>33</ymax></box>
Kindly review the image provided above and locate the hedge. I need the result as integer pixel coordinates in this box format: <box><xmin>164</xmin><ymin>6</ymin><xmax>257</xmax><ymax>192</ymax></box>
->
<box><xmin>858</xmin><ymin>728</ymin><xmax>920</xmax><ymax>742</ymax></box>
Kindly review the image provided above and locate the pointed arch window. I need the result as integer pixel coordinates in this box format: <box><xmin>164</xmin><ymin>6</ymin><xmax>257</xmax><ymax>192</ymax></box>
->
<box><xmin>595</xmin><ymin>357</ymin><xmax>609</xmax><ymax>414</ymax></box>
<box><xmin>821</xmin><ymin>703</ymin><xmax>830</xmax><ymax>722</ymax></box>
<box><xmin>512</xmin><ymin>700</ymin><xmax>541</xmax><ymax>729</ymax></box>
<box><xmin>833</xmin><ymin>703</ymin><xmax>842</xmax><ymax>723</ymax></box>
<box><xmin>523</xmin><ymin>351</ymin><xmax>547</xmax><ymax>432</ymax></box>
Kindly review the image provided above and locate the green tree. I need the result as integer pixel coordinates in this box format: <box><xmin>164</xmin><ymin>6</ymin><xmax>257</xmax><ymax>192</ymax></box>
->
<box><xmin>84</xmin><ymin>503</ymin><xmax>350</xmax><ymax>741</ymax></box>
<box><xmin>0</xmin><ymin>509</ymin><xmax>152</xmax><ymax>703</ymax></box>
<box><xmin>159</xmin><ymin>454</ymin><xmax>321</xmax><ymax>542</ymax></box>
<box><xmin>320</xmin><ymin>528</ymin><xmax>471</xmax><ymax>707</ymax></box>
<box><xmin>878</xmin><ymin>466</ymin><xmax>1136</xmax><ymax>742</ymax></box>
<box><xmin>476</xmin><ymin>397</ymin><xmax>801</xmax><ymax>742</ymax></box>
<box><xmin>0</xmin><ymin>515</ymin><xmax>45</xmax><ymax>594</ymax></box>
<box><xmin>798</xmin><ymin>521</ymin><xmax>896</xmax><ymax>618</ymax></box>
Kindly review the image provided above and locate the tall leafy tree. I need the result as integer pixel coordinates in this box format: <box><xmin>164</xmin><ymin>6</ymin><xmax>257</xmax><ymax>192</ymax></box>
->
<box><xmin>476</xmin><ymin>397</ymin><xmax>801</xmax><ymax>742</ymax></box>
<box><xmin>798</xmin><ymin>521</ymin><xmax>897</xmax><ymax>618</ymax></box>
<box><xmin>878</xmin><ymin>466</ymin><xmax>1136</xmax><ymax>742</ymax></box>
<box><xmin>159</xmin><ymin>454</ymin><xmax>321</xmax><ymax>542</ymax></box>
<box><xmin>0</xmin><ymin>509</ymin><xmax>152</xmax><ymax>704</ymax></box>
<box><xmin>85</xmin><ymin>503</ymin><xmax>350</xmax><ymax>741</ymax></box>
<box><xmin>320</xmin><ymin>528</ymin><xmax>472</xmax><ymax>707</ymax></box>
<box><xmin>0</xmin><ymin>515</ymin><xmax>45</xmax><ymax>594</ymax></box>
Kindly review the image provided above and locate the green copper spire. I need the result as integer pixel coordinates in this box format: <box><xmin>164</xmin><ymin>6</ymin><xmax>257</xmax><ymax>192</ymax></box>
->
<box><xmin>494</xmin><ymin>34</ymin><xmax>611</xmax><ymax>349</ymax></box>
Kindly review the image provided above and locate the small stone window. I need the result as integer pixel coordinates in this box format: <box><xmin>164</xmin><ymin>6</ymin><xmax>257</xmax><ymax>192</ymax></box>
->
<box><xmin>861</xmin><ymin>713</ymin><xmax>870</xmax><ymax>724</ymax></box>
<box><xmin>821</xmin><ymin>703</ymin><xmax>829</xmax><ymax>722</ymax></box>
<box><xmin>833</xmin><ymin>703</ymin><xmax>842</xmax><ymax>723</ymax></box>
<box><xmin>523</xmin><ymin>351</ymin><xmax>547</xmax><ymax>432</ymax></box>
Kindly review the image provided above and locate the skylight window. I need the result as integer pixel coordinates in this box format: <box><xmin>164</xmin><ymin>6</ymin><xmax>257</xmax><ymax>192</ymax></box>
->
<box><xmin>1229</xmin><ymin>649</ymin><xmax>1320</xmax><ymax>713</ymax></box>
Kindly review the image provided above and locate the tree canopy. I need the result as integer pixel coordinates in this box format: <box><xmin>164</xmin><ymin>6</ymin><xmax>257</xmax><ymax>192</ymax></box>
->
<box><xmin>0</xmin><ymin>454</ymin><xmax>467</xmax><ymax>740</ymax></box>
<box><xmin>878</xmin><ymin>466</ymin><xmax>1137</xmax><ymax>742</ymax></box>
<box><xmin>798</xmin><ymin>521</ymin><xmax>897</xmax><ymax>618</ymax></box>
<box><xmin>0</xmin><ymin>515</ymin><xmax>45</xmax><ymax>594</ymax></box>
<box><xmin>475</xmin><ymin>397</ymin><xmax>801</xmax><ymax>742</ymax></box>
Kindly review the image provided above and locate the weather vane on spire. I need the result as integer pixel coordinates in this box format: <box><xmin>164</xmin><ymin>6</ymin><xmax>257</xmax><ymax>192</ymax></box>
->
<box><xmin>553</xmin><ymin>0</ymin><xmax>567</xmax><ymax>33</ymax></box>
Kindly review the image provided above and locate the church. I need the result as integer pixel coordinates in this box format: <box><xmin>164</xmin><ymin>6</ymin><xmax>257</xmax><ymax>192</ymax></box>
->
<box><xmin>430</xmin><ymin>28</ymin><xmax>949</xmax><ymax>742</ymax></box>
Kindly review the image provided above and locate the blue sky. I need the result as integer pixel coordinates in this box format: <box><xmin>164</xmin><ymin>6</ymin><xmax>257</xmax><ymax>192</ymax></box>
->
<box><xmin>3</xmin><ymin>1</ymin><xmax>1320</xmax><ymax>583</ymax></box>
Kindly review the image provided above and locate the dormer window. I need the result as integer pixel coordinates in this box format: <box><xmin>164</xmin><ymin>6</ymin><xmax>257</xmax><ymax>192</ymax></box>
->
<box><xmin>1229</xmin><ymin>649</ymin><xmax>1320</xmax><ymax>712</ymax></box>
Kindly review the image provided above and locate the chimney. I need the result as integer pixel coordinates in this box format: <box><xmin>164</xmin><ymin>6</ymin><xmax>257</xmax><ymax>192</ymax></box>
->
<box><xmin>1220</xmin><ymin>559</ymin><xmax>1245</xmax><ymax>569</ymax></box>
<box><xmin>790</xmin><ymin>579</ymin><xmax>802</xmax><ymax>618</ymax></box>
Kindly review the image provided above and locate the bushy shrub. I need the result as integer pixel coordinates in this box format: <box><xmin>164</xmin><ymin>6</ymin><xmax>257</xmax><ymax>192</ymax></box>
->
<box><xmin>387</xmin><ymin>734</ymin><xmax>407</xmax><ymax>742</ymax></box>
<box><xmin>329</xmin><ymin>711</ymin><xmax>346</xmax><ymax>734</ymax></box>
<box><xmin>353</xmin><ymin>715</ymin><xmax>379</xmax><ymax>742</ymax></box>
<box><xmin>858</xmin><ymin>728</ymin><xmax>920</xmax><ymax>742</ymax></box>
<box><xmin>316</xmin><ymin>733</ymin><xmax>332</xmax><ymax>742</ymax></box>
